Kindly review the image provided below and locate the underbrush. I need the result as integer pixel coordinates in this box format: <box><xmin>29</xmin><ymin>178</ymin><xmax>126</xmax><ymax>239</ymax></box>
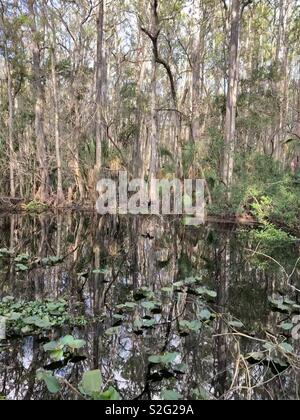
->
<box><xmin>206</xmin><ymin>152</ymin><xmax>300</xmax><ymax>233</ymax></box>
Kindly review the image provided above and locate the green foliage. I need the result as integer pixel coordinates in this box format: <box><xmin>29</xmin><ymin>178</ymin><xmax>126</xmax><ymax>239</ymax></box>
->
<box><xmin>205</xmin><ymin>128</ymin><xmax>224</xmax><ymax>181</ymax></box>
<box><xmin>102</xmin><ymin>274</ymin><xmax>217</xmax><ymax>370</ymax></box>
<box><xmin>196</xmin><ymin>287</ymin><xmax>217</xmax><ymax>299</ymax></box>
<box><xmin>208</xmin><ymin>151</ymin><xmax>300</xmax><ymax>232</ymax></box>
<box><xmin>270</xmin><ymin>184</ymin><xmax>300</xmax><ymax>229</ymax></box>
<box><xmin>148</xmin><ymin>352</ymin><xmax>180</xmax><ymax>366</ymax></box>
<box><xmin>24</xmin><ymin>200</ymin><xmax>49</xmax><ymax>213</ymax></box>
<box><xmin>159</xmin><ymin>146</ymin><xmax>176</xmax><ymax>163</ymax></box>
<box><xmin>0</xmin><ymin>249</ymin><xmax>64</xmax><ymax>273</ymax></box>
<box><xmin>133</xmin><ymin>287</ymin><xmax>155</xmax><ymax>301</ymax></box>
<box><xmin>56</xmin><ymin>58</ymin><xmax>72</xmax><ymax>79</ymax></box>
<box><xmin>246</xmin><ymin>342</ymin><xmax>291</xmax><ymax>373</ymax></box>
<box><xmin>15</xmin><ymin>14</ymin><xmax>33</xmax><ymax>27</ymax></box>
<box><xmin>78</xmin><ymin>370</ymin><xmax>121</xmax><ymax>400</ymax></box>
<box><xmin>246</xmin><ymin>187</ymin><xmax>273</xmax><ymax>224</ymax></box>
<box><xmin>141</xmin><ymin>300</ymin><xmax>161</xmax><ymax>311</ymax></box>
<box><xmin>161</xmin><ymin>390</ymin><xmax>183</xmax><ymax>400</ymax></box>
<box><xmin>41</xmin><ymin>256</ymin><xmax>64</xmax><ymax>267</ymax></box>
<box><xmin>79</xmin><ymin>370</ymin><xmax>102</xmax><ymax>398</ymax></box>
<box><xmin>43</xmin><ymin>335</ymin><xmax>86</xmax><ymax>361</ymax></box>
<box><xmin>269</xmin><ymin>297</ymin><xmax>300</xmax><ymax>314</ymax></box>
<box><xmin>249</xmin><ymin>224</ymin><xmax>295</xmax><ymax>250</ymax></box>
<box><xmin>105</xmin><ymin>326</ymin><xmax>121</xmax><ymax>336</ymax></box>
<box><xmin>94</xmin><ymin>387</ymin><xmax>121</xmax><ymax>401</ymax></box>
<box><xmin>0</xmin><ymin>248</ymin><xmax>13</xmax><ymax>258</ymax></box>
<box><xmin>37</xmin><ymin>370</ymin><xmax>62</xmax><ymax>394</ymax></box>
<box><xmin>0</xmin><ymin>298</ymin><xmax>86</xmax><ymax>336</ymax></box>
<box><xmin>192</xmin><ymin>387</ymin><xmax>213</xmax><ymax>400</ymax></box>
<box><xmin>182</xmin><ymin>142</ymin><xmax>196</xmax><ymax>177</ymax></box>
<box><xmin>228</xmin><ymin>320</ymin><xmax>244</xmax><ymax>329</ymax></box>
<box><xmin>36</xmin><ymin>338</ymin><xmax>121</xmax><ymax>400</ymax></box>
<box><xmin>92</xmin><ymin>267</ymin><xmax>111</xmax><ymax>275</ymax></box>
<box><xmin>179</xmin><ymin>320</ymin><xmax>202</xmax><ymax>333</ymax></box>
<box><xmin>37</xmin><ymin>358</ymin><xmax>120</xmax><ymax>400</ymax></box>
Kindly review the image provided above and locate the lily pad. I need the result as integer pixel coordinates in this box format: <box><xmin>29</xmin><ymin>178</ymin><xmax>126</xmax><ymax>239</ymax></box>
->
<box><xmin>161</xmin><ymin>390</ymin><xmax>183</xmax><ymax>400</ymax></box>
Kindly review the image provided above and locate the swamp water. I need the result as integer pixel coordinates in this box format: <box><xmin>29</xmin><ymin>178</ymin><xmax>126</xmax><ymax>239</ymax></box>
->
<box><xmin>0</xmin><ymin>212</ymin><xmax>299</xmax><ymax>400</ymax></box>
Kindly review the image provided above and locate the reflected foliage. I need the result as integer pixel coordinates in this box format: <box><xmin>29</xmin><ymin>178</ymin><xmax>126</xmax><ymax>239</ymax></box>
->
<box><xmin>0</xmin><ymin>213</ymin><xmax>299</xmax><ymax>400</ymax></box>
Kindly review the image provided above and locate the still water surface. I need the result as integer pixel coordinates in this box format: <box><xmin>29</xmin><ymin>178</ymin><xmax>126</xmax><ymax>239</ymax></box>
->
<box><xmin>0</xmin><ymin>212</ymin><xmax>299</xmax><ymax>400</ymax></box>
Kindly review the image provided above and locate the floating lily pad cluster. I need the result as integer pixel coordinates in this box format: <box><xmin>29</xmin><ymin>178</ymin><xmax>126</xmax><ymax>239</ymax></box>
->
<box><xmin>172</xmin><ymin>277</ymin><xmax>217</xmax><ymax>298</ymax></box>
<box><xmin>103</xmin><ymin>275</ymin><xmax>219</xmax><ymax>393</ymax></box>
<box><xmin>147</xmin><ymin>352</ymin><xmax>187</xmax><ymax>384</ymax></box>
<box><xmin>0</xmin><ymin>249</ymin><xmax>64</xmax><ymax>272</ymax></box>
<box><xmin>0</xmin><ymin>250</ymin><xmax>30</xmax><ymax>272</ymax></box>
<box><xmin>14</xmin><ymin>253</ymin><xmax>30</xmax><ymax>271</ymax></box>
<box><xmin>105</xmin><ymin>278</ymin><xmax>218</xmax><ymax>339</ymax></box>
<box><xmin>269</xmin><ymin>296</ymin><xmax>300</xmax><ymax>314</ymax></box>
<box><xmin>105</xmin><ymin>286</ymin><xmax>163</xmax><ymax>336</ymax></box>
<box><xmin>101</xmin><ymin>278</ymin><xmax>219</xmax><ymax>397</ymax></box>
<box><xmin>0</xmin><ymin>297</ymin><xmax>86</xmax><ymax>336</ymax></box>
<box><xmin>0</xmin><ymin>248</ymin><xmax>13</xmax><ymax>258</ymax></box>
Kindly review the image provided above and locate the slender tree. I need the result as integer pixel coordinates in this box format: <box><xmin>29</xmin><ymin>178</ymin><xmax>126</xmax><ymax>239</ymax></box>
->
<box><xmin>95</xmin><ymin>0</ymin><xmax>106</xmax><ymax>175</ymax></box>
<box><xmin>27</xmin><ymin>0</ymin><xmax>50</xmax><ymax>202</ymax></box>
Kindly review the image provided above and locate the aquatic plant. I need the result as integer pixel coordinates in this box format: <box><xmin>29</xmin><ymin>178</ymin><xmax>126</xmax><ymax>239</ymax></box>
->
<box><xmin>37</xmin><ymin>341</ymin><xmax>120</xmax><ymax>400</ymax></box>
<box><xmin>0</xmin><ymin>297</ymin><xmax>86</xmax><ymax>336</ymax></box>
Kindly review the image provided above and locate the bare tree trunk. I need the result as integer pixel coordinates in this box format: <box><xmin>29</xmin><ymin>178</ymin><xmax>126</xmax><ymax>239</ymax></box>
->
<box><xmin>95</xmin><ymin>0</ymin><xmax>106</xmax><ymax>175</ymax></box>
<box><xmin>50</xmin><ymin>30</ymin><xmax>64</xmax><ymax>204</ymax></box>
<box><xmin>274</xmin><ymin>0</ymin><xmax>291</xmax><ymax>162</ymax></box>
<box><xmin>27</xmin><ymin>0</ymin><xmax>50</xmax><ymax>202</ymax></box>
<box><xmin>223</xmin><ymin>0</ymin><xmax>241</xmax><ymax>195</ymax></box>
<box><xmin>5</xmin><ymin>46</ymin><xmax>15</xmax><ymax>197</ymax></box>
<box><xmin>149</xmin><ymin>57</ymin><xmax>158</xmax><ymax>181</ymax></box>
<box><xmin>71</xmin><ymin>53</ymin><xmax>85</xmax><ymax>202</ymax></box>
<box><xmin>134</xmin><ymin>27</ymin><xmax>148</xmax><ymax>178</ymax></box>
<box><xmin>0</xmin><ymin>2</ymin><xmax>16</xmax><ymax>198</ymax></box>
<box><xmin>191</xmin><ymin>2</ymin><xmax>204</xmax><ymax>145</ymax></box>
<box><xmin>149</xmin><ymin>1</ymin><xmax>158</xmax><ymax>183</ymax></box>
<box><xmin>73</xmin><ymin>109</ymin><xmax>85</xmax><ymax>202</ymax></box>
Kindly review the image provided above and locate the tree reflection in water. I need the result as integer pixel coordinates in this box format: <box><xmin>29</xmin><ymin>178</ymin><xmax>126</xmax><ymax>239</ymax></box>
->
<box><xmin>0</xmin><ymin>213</ymin><xmax>299</xmax><ymax>400</ymax></box>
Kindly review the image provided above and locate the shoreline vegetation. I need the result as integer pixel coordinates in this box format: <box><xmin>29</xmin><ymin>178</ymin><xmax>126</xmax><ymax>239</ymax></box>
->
<box><xmin>0</xmin><ymin>1</ymin><xmax>299</xmax><ymax>235</ymax></box>
<box><xmin>0</xmin><ymin>198</ymin><xmax>267</xmax><ymax>223</ymax></box>
<box><xmin>0</xmin><ymin>196</ymin><xmax>298</xmax><ymax>236</ymax></box>
<box><xmin>0</xmin><ymin>212</ymin><xmax>299</xmax><ymax>400</ymax></box>
<box><xmin>1</xmin><ymin>0</ymin><xmax>300</xmax><ymax>400</ymax></box>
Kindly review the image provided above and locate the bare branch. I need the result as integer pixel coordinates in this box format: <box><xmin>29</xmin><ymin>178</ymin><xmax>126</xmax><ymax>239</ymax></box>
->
<box><xmin>140</xmin><ymin>0</ymin><xmax>177</xmax><ymax>105</ymax></box>
<box><xmin>242</xmin><ymin>0</ymin><xmax>254</xmax><ymax>14</ymax></box>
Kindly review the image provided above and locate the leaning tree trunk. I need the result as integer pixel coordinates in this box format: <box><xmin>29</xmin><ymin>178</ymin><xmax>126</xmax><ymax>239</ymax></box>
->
<box><xmin>223</xmin><ymin>0</ymin><xmax>241</xmax><ymax>196</ymax></box>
